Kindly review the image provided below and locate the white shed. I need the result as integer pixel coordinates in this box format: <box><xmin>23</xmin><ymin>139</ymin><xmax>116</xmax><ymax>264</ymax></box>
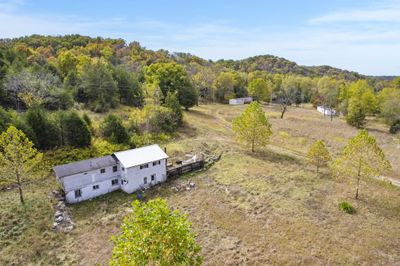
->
<box><xmin>53</xmin><ymin>144</ymin><xmax>168</xmax><ymax>203</ymax></box>
<box><xmin>229</xmin><ymin>97</ymin><xmax>253</xmax><ymax>105</ymax></box>
<box><xmin>317</xmin><ymin>106</ymin><xmax>336</xmax><ymax>116</ymax></box>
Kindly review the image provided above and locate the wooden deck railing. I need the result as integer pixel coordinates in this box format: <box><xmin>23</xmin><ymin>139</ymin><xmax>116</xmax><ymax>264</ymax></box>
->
<box><xmin>167</xmin><ymin>160</ymin><xmax>204</xmax><ymax>178</ymax></box>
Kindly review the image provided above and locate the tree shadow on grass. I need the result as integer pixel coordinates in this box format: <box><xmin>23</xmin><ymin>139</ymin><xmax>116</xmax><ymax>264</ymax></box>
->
<box><xmin>186</xmin><ymin>108</ymin><xmax>216</xmax><ymax>120</ymax></box>
<box><xmin>177</xmin><ymin>122</ymin><xmax>198</xmax><ymax>138</ymax></box>
<box><xmin>364</xmin><ymin>126</ymin><xmax>389</xmax><ymax>135</ymax></box>
<box><xmin>245</xmin><ymin>148</ymin><xmax>304</xmax><ymax>166</ymax></box>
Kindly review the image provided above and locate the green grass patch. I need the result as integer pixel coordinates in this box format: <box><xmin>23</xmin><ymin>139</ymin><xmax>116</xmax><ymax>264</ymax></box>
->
<box><xmin>338</xmin><ymin>201</ymin><xmax>355</xmax><ymax>214</ymax></box>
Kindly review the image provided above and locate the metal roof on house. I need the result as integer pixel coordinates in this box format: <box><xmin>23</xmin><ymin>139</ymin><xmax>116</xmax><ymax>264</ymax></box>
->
<box><xmin>53</xmin><ymin>155</ymin><xmax>117</xmax><ymax>178</ymax></box>
<box><xmin>113</xmin><ymin>144</ymin><xmax>168</xmax><ymax>169</ymax></box>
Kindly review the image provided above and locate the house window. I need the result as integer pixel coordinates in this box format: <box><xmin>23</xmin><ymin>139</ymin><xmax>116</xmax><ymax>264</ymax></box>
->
<box><xmin>144</xmin><ymin>177</ymin><xmax>147</xmax><ymax>185</ymax></box>
<box><xmin>75</xmin><ymin>189</ymin><xmax>82</xmax><ymax>198</ymax></box>
<box><xmin>152</xmin><ymin>161</ymin><xmax>161</xmax><ymax>166</ymax></box>
<box><xmin>113</xmin><ymin>165</ymin><xmax>118</xmax><ymax>172</ymax></box>
<box><xmin>151</xmin><ymin>174</ymin><xmax>155</xmax><ymax>181</ymax></box>
<box><xmin>100</xmin><ymin>168</ymin><xmax>106</xmax><ymax>174</ymax></box>
<box><xmin>111</xmin><ymin>179</ymin><xmax>119</xmax><ymax>186</ymax></box>
<box><xmin>140</xmin><ymin>164</ymin><xmax>149</xmax><ymax>169</ymax></box>
<box><xmin>93</xmin><ymin>184</ymin><xmax>99</xmax><ymax>190</ymax></box>
<box><xmin>122</xmin><ymin>167</ymin><xmax>125</xmax><ymax>171</ymax></box>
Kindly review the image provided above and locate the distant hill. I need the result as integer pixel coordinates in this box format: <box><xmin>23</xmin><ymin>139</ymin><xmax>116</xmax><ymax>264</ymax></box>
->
<box><xmin>1</xmin><ymin>34</ymin><xmax>393</xmax><ymax>81</ymax></box>
<box><xmin>213</xmin><ymin>55</ymin><xmax>365</xmax><ymax>80</ymax></box>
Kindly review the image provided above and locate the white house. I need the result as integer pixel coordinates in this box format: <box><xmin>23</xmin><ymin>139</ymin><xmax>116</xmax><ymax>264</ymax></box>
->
<box><xmin>229</xmin><ymin>97</ymin><xmax>253</xmax><ymax>105</ymax></box>
<box><xmin>53</xmin><ymin>144</ymin><xmax>168</xmax><ymax>203</ymax></box>
<box><xmin>113</xmin><ymin>145</ymin><xmax>168</xmax><ymax>194</ymax></box>
<box><xmin>317</xmin><ymin>106</ymin><xmax>336</xmax><ymax>116</ymax></box>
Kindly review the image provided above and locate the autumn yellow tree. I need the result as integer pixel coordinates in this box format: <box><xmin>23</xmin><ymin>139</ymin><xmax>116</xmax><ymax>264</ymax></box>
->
<box><xmin>232</xmin><ymin>102</ymin><xmax>272</xmax><ymax>152</ymax></box>
<box><xmin>307</xmin><ymin>140</ymin><xmax>331</xmax><ymax>175</ymax></box>
<box><xmin>331</xmin><ymin>130</ymin><xmax>391</xmax><ymax>199</ymax></box>
<box><xmin>110</xmin><ymin>198</ymin><xmax>202</xmax><ymax>265</ymax></box>
<box><xmin>247</xmin><ymin>78</ymin><xmax>271</xmax><ymax>102</ymax></box>
<box><xmin>0</xmin><ymin>126</ymin><xmax>43</xmax><ymax>204</ymax></box>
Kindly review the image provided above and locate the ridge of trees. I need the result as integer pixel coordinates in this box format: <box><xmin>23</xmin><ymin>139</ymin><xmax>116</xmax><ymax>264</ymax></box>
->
<box><xmin>0</xmin><ymin>34</ymin><xmax>399</xmax><ymax>136</ymax></box>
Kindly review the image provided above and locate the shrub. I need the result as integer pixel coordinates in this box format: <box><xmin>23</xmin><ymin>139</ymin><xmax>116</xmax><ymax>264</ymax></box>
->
<box><xmin>128</xmin><ymin>105</ymin><xmax>178</xmax><ymax>134</ymax></box>
<box><xmin>338</xmin><ymin>201</ymin><xmax>355</xmax><ymax>214</ymax></box>
<box><xmin>91</xmin><ymin>138</ymin><xmax>130</xmax><ymax>156</ymax></box>
<box><xmin>131</xmin><ymin>133</ymin><xmax>170</xmax><ymax>147</ymax></box>
<box><xmin>100</xmin><ymin>114</ymin><xmax>130</xmax><ymax>144</ymax></box>
<box><xmin>389</xmin><ymin>120</ymin><xmax>400</xmax><ymax>134</ymax></box>
<box><xmin>149</xmin><ymin>107</ymin><xmax>178</xmax><ymax>134</ymax></box>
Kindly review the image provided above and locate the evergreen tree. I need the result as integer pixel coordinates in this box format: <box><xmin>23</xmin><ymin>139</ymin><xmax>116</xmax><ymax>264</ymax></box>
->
<box><xmin>25</xmin><ymin>107</ymin><xmax>59</xmax><ymax>149</ymax></box>
<box><xmin>164</xmin><ymin>91</ymin><xmax>183</xmax><ymax>125</ymax></box>
<box><xmin>178</xmin><ymin>84</ymin><xmax>198</xmax><ymax>111</ymax></box>
<box><xmin>100</xmin><ymin>114</ymin><xmax>130</xmax><ymax>144</ymax></box>
<box><xmin>0</xmin><ymin>107</ymin><xmax>12</xmax><ymax>132</ymax></box>
<box><xmin>60</xmin><ymin>112</ymin><xmax>91</xmax><ymax>147</ymax></box>
<box><xmin>113</xmin><ymin>67</ymin><xmax>143</xmax><ymax>107</ymax></box>
<box><xmin>79</xmin><ymin>61</ymin><xmax>118</xmax><ymax>112</ymax></box>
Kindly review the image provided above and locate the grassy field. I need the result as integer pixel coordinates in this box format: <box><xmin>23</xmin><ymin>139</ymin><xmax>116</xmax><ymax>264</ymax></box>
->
<box><xmin>1</xmin><ymin>103</ymin><xmax>400</xmax><ymax>265</ymax></box>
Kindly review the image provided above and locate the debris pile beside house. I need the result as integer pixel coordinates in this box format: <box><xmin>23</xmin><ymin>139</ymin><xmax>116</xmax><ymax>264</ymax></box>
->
<box><xmin>52</xmin><ymin>190</ymin><xmax>74</xmax><ymax>233</ymax></box>
<box><xmin>171</xmin><ymin>180</ymin><xmax>196</xmax><ymax>193</ymax></box>
<box><xmin>201</xmin><ymin>149</ymin><xmax>222</xmax><ymax>167</ymax></box>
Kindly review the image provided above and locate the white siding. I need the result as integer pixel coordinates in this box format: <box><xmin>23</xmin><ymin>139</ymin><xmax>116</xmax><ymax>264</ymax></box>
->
<box><xmin>65</xmin><ymin>176</ymin><xmax>121</xmax><ymax>203</ymax></box>
<box><xmin>61</xmin><ymin>164</ymin><xmax>121</xmax><ymax>203</ymax></box>
<box><xmin>120</xmin><ymin>159</ymin><xmax>167</xmax><ymax>194</ymax></box>
<box><xmin>57</xmin><ymin>149</ymin><xmax>169</xmax><ymax>204</ymax></box>
<box><xmin>61</xmin><ymin>164</ymin><xmax>119</xmax><ymax>191</ymax></box>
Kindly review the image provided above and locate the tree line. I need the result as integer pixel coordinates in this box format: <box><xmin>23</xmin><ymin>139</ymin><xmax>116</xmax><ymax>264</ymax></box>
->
<box><xmin>1</xmin><ymin>34</ymin><xmax>399</xmax><ymax>140</ymax></box>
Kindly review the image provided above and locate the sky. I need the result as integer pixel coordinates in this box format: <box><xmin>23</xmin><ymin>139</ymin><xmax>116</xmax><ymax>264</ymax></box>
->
<box><xmin>0</xmin><ymin>0</ymin><xmax>400</xmax><ymax>76</ymax></box>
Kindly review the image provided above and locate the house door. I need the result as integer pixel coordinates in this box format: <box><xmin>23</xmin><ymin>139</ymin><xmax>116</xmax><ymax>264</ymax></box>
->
<box><xmin>150</xmin><ymin>174</ymin><xmax>156</xmax><ymax>185</ymax></box>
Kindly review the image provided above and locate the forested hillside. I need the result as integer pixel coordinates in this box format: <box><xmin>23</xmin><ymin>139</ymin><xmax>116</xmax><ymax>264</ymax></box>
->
<box><xmin>0</xmin><ymin>34</ymin><xmax>399</xmax><ymax>153</ymax></box>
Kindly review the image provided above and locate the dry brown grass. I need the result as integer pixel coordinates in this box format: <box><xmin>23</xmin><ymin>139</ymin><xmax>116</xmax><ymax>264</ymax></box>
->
<box><xmin>1</xmin><ymin>103</ymin><xmax>399</xmax><ymax>265</ymax></box>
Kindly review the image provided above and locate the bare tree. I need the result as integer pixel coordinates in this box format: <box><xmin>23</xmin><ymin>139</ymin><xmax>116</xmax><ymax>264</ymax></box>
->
<box><xmin>4</xmin><ymin>70</ymin><xmax>61</xmax><ymax>109</ymax></box>
<box><xmin>275</xmin><ymin>76</ymin><xmax>298</xmax><ymax>119</ymax></box>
